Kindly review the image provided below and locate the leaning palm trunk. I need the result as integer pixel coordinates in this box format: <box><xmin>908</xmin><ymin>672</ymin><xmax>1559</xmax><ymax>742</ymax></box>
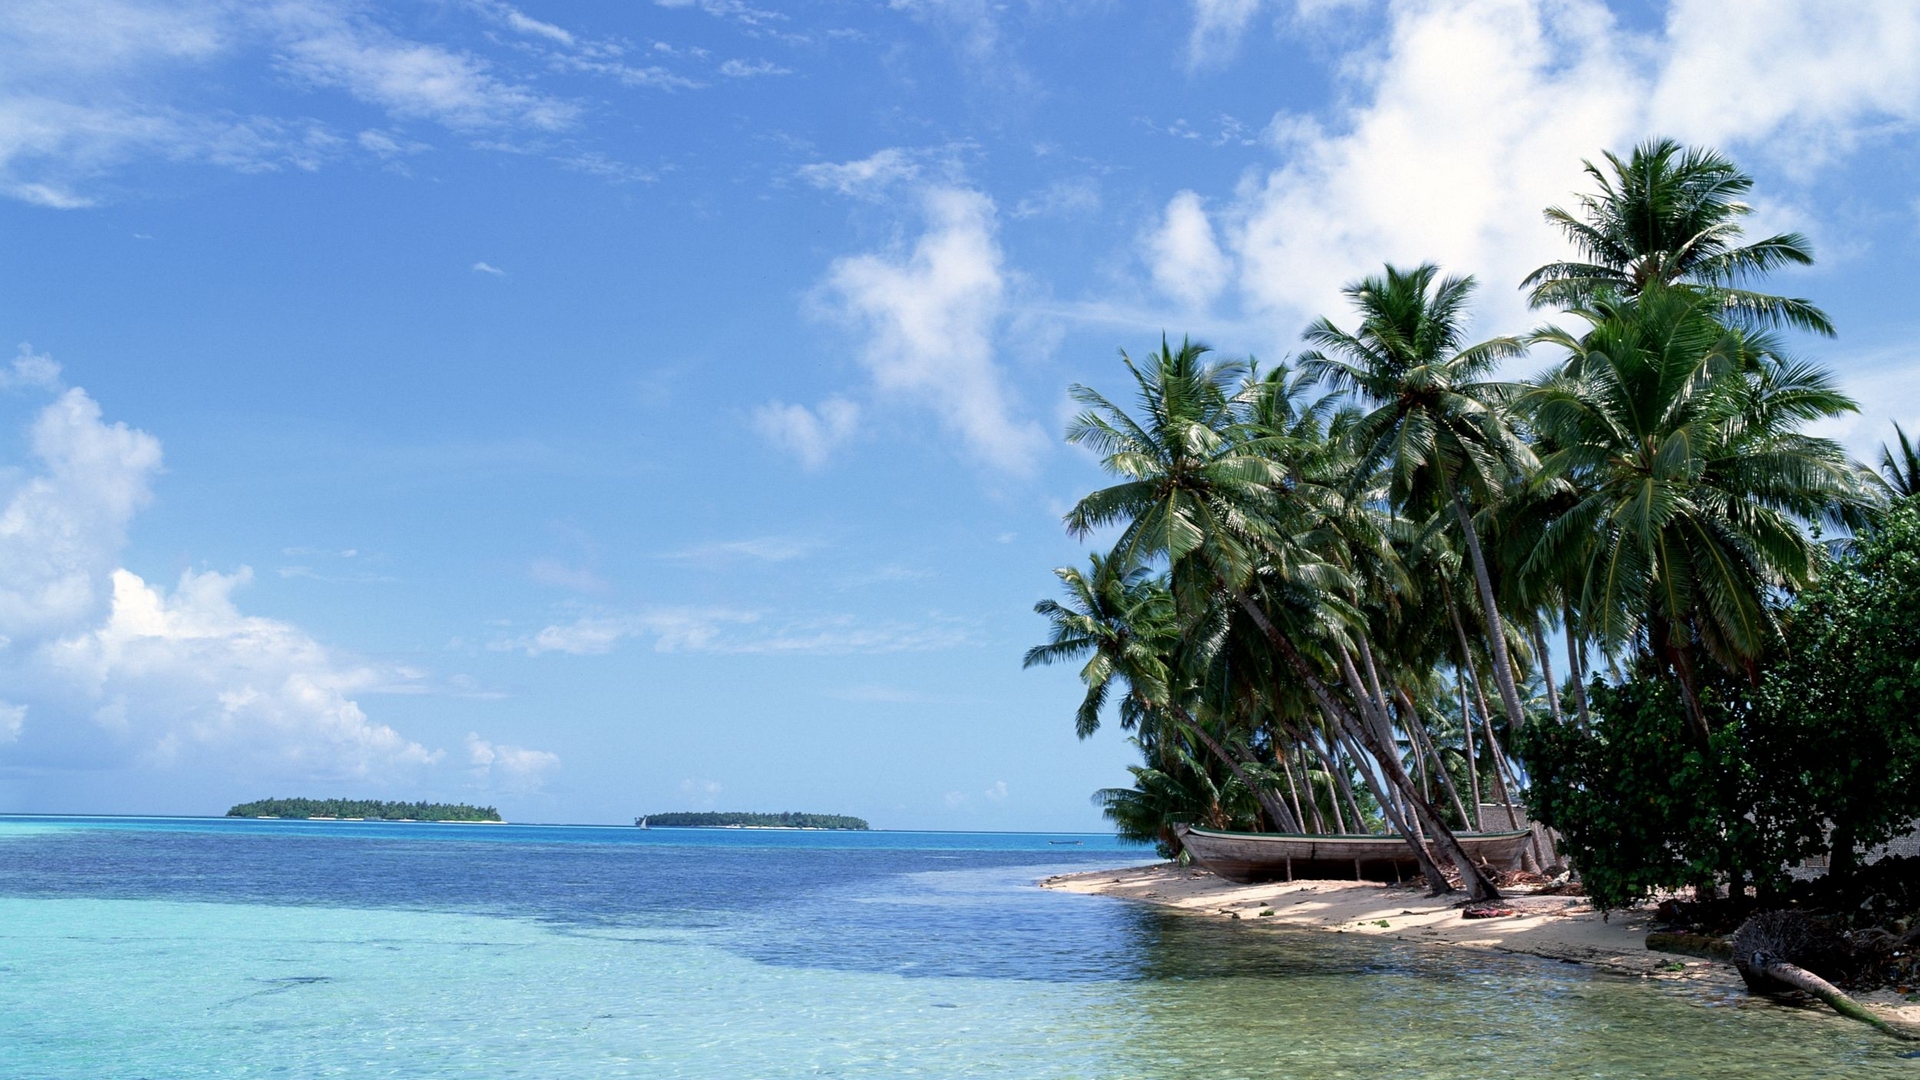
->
<box><xmin>1457</xmin><ymin>674</ymin><xmax>1483</xmax><ymax>829</ymax></box>
<box><xmin>1308</xmin><ymin>730</ymin><xmax>1356</xmax><ymax>833</ymax></box>
<box><xmin>1331</xmin><ymin>722</ymin><xmax>1448</xmax><ymax>885</ymax></box>
<box><xmin>1173</xmin><ymin>705</ymin><xmax>1302</xmax><ymax>833</ymax></box>
<box><xmin>1299</xmin><ymin>744</ymin><xmax>1330</xmax><ymax>833</ymax></box>
<box><xmin>1233</xmin><ymin>592</ymin><xmax>1501</xmax><ymax>899</ymax></box>
<box><xmin>1448</xmin><ymin>488</ymin><xmax>1532</xmax><ymax>739</ymax></box>
<box><xmin>1398</xmin><ymin>687</ymin><xmax>1474</xmax><ymax>830</ymax></box>
<box><xmin>1448</xmin><ymin>598</ymin><xmax>1522</xmax><ymax>832</ymax></box>
<box><xmin>1278</xmin><ymin>749</ymin><xmax>1309</xmax><ymax>832</ymax></box>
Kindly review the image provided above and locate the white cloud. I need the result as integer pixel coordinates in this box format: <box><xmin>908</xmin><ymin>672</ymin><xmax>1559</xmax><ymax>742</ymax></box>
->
<box><xmin>889</xmin><ymin>0</ymin><xmax>1001</xmax><ymax>60</ymax></box>
<box><xmin>797</xmin><ymin>148</ymin><xmax>921</xmax><ymax>198</ymax></box>
<box><xmin>465</xmin><ymin>732</ymin><xmax>560</xmax><ymax>793</ymax></box>
<box><xmin>660</xmin><ymin>536</ymin><xmax>821</xmax><ymax>563</ymax></box>
<box><xmin>751</xmin><ymin>397</ymin><xmax>859</xmax><ymax>468</ymax></box>
<box><xmin>0</xmin><ymin>0</ymin><xmax>585</xmax><ymax>206</ymax></box>
<box><xmin>1803</xmin><ymin>345</ymin><xmax>1920</xmax><ymax>461</ymax></box>
<box><xmin>357</xmin><ymin>129</ymin><xmax>427</xmax><ymax>158</ymax></box>
<box><xmin>821</xmin><ymin>187</ymin><xmax>1046</xmax><ymax>473</ymax></box>
<box><xmin>0</xmin><ymin>386</ymin><xmax>161</xmax><ymax>639</ymax></box>
<box><xmin>495</xmin><ymin>615</ymin><xmax>638</xmax><ymax>656</ymax></box>
<box><xmin>492</xmin><ymin>607</ymin><xmax>973</xmax><ymax>657</ymax></box>
<box><xmin>0</xmin><ymin>377</ymin><xmax>447</xmax><ymax>785</ymax></box>
<box><xmin>1146</xmin><ymin>190</ymin><xmax>1230</xmax><ymax>310</ymax></box>
<box><xmin>653</xmin><ymin>0</ymin><xmax>783</xmax><ymax>27</ymax></box>
<box><xmin>718</xmin><ymin>58</ymin><xmax>789</xmax><ymax>78</ymax></box>
<box><xmin>1011</xmin><ymin>176</ymin><xmax>1101</xmax><ymax>220</ymax></box>
<box><xmin>1652</xmin><ymin>1</ymin><xmax>1920</xmax><ymax>158</ymax></box>
<box><xmin>45</xmin><ymin>567</ymin><xmax>441</xmax><ymax>776</ymax></box>
<box><xmin>1223</xmin><ymin>0</ymin><xmax>1920</xmax><ymax>338</ymax></box>
<box><xmin>983</xmin><ymin>779</ymin><xmax>1007</xmax><ymax>802</ymax></box>
<box><xmin>1187</xmin><ymin>0</ymin><xmax>1267</xmax><ymax>68</ymax></box>
<box><xmin>472</xmin><ymin>261</ymin><xmax>506</xmax><ymax>275</ymax></box>
<box><xmin>0</xmin><ymin>343</ymin><xmax>63</xmax><ymax>391</ymax></box>
<box><xmin>491</xmin><ymin>608</ymin><xmax>761</xmax><ymax>656</ymax></box>
<box><xmin>470</xmin><ymin>1</ymin><xmax>576</xmax><ymax>47</ymax></box>
<box><xmin>269</xmin><ymin>3</ymin><xmax>577</xmax><ymax>132</ymax></box>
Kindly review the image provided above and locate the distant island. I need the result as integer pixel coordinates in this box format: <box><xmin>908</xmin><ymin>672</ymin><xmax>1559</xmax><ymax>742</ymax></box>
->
<box><xmin>227</xmin><ymin>798</ymin><xmax>503</xmax><ymax>822</ymax></box>
<box><xmin>638</xmin><ymin>811</ymin><xmax>868</xmax><ymax>830</ymax></box>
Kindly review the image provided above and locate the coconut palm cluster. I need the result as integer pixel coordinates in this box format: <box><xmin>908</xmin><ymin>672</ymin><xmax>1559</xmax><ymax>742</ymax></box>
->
<box><xmin>1029</xmin><ymin>139</ymin><xmax>1909</xmax><ymax>904</ymax></box>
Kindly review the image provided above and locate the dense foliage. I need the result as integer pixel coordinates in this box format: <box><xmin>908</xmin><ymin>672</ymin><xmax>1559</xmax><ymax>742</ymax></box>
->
<box><xmin>227</xmin><ymin>798</ymin><xmax>501</xmax><ymax>821</ymax></box>
<box><xmin>1523</xmin><ymin>500</ymin><xmax>1920</xmax><ymax>909</ymax></box>
<box><xmin>640</xmin><ymin>812</ymin><xmax>869</xmax><ymax>830</ymax></box>
<box><xmin>1031</xmin><ymin>138</ymin><xmax>1896</xmax><ymax>905</ymax></box>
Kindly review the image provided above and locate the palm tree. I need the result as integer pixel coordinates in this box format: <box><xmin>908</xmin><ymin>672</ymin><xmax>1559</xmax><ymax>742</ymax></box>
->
<box><xmin>1063</xmin><ymin>337</ymin><xmax>1501</xmax><ymax>899</ymax></box>
<box><xmin>1299</xmin><ymin>264</ymin><xmax>1537</xmax><ymax>752</ymax></box>
<box><xmin>1025</xmin><ymin>550</ymin><xmax>1303</xmax><ymax>832</ymax></box>
<box><xmin>1096</xmin><ymin>739</ymin><xmax>1254</xmax><ymax>858</ymax></box>
<box><xmin>1522</xmin><ymin>138</ymin><xmax>1833</xmax><ymax>335</ymax></box>
<box><xmin>1024</xmin><ymin>553</ymin><xmax>1174</xmax><ymax>740</ymax></box>
<box><xmin>1522</xmin><ymin>284</ymin><xmax>1867</xmax><ymax>735</ymax></box>
<box><xmin>1879</xmin><ymin>423</ymin><xmax>1920</xmax><ymax>498</ymax></box>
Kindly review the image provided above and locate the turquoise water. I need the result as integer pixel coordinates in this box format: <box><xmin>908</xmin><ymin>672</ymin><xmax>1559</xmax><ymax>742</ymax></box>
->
<box><xmin>0</xmin><ymin>817</ymin><xmax>1911</xmax><ymax>1077</ymax></box>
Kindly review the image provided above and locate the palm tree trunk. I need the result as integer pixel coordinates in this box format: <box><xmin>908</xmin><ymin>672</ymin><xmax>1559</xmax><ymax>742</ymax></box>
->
<box><xmin>1335</xmin><ymin>647</ymin><xmax>1433</xmax><ymax>851</ymax></box>
<box><xmin>1138</xmin><ymin>690</ymin><xmax>1299</xmax><ymax>833</ymax></box>
<box><xmin>1309</xmin><ymin>730</ymin><xmax>1355</xmax><ymax>833</ymax></box>
<box><xmin>1449</xmin><ymin>596</ymin><xmax>1521</xmax><ymax>830</ymax></box>
<box><xmin>1328</xmin><ymin>719</ymin><xmax>1448</xmax><ymax>882</ymax></box>
<box><xmin>1278</xmin><ymin>748</ymin><xmax>1308</xmax><ymax>833</ymax></box>
<box><xmin>1666</xmin><ymin>632</ymin><xmax>1712</xmax><ymax>743</ymax></box>
<box><xmin>1448</xmin><ymin>488</ymin><xmax>1532</xmax><ymax>736</ymax></box>
<box><xmin>1564</xmin><ymin>606</ymin><xmax>1592</xmax><ymax>731</ymax></box>
<box><xmin>1398</xmin><ymin>687</ymin><xmax>1474</xmax><ymax>831</ymax></box>
<box><xmin>1532</xmin><ymin>621</ymin><xmax>1562</xmax><ymax>725</ymax></box>
<box><xmin>1176</xmin><ymin>707</ymin><xmax>1302</xmax><ymax>833</ymax></box>
<box><xmin>1229</xmin><ymin>592</ymin><xmax>1499</xmax><ymax>898</ymax></box>
<box><xmin>1458</xmin><ymin>672</ymin><xmax>1483</xmax><ymax>829</ymax></box>
<box><xmin>1298</xmin><ymin>743</ymin><xmax>1328</xmax><ymax>833</ymax></box>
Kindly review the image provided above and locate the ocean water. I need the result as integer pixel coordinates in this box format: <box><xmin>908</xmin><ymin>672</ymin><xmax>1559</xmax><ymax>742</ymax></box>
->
<box><xmin>0</xmin><ymin>817</ymin><xmax>1911</xmax><ymax>1078</ymax></box>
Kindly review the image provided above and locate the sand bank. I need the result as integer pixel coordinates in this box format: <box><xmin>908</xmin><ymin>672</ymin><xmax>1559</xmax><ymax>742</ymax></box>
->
<box><xmin>1043</xmin><ymin>862</ymin><xmax>1920</xmax><ymax>1029</ymax></box>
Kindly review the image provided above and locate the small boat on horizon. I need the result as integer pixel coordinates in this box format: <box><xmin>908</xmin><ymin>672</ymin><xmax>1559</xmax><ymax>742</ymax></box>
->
<box><xmin>1174</xmin><ymin>824</ymin><xmax>1532</xmax><ymax>884</ymax></box>
<box><xmin>1047</xmin><ymin>840</ymin><xmax>1082</xmax><ymax>846</ymax></box>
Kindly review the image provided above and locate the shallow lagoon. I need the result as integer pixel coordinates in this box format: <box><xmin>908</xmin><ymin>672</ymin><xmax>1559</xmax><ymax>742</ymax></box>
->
<box><xmin>0</xmin><ymin>816</ymin><xmax>1910</xmax><ymax>1078</ymax></box>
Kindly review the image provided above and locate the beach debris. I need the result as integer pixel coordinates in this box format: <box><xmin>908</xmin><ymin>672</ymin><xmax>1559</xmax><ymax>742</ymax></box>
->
<box><xmin>1732</xmin><ymin>910</ymin><xmax>1919</xmax><ymax>1041</ymax></box>
<box><xmin>1462</xmin><ymin>904</ymin><xmax>1517</xmax><ymax>919</ymax></box>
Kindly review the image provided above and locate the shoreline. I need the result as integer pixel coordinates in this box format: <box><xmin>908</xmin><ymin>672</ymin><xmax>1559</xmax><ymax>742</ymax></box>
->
<box><xmin>1043</xmin><ymin>863</ymin><xmax>1920</xmax><ymax>1027</ymax></box>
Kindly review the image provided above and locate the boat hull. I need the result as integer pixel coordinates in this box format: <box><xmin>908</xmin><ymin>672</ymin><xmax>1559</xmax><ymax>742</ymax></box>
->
<box><xmin>1173</xmin><ymin>825</ymin><xmax>1533</xmax><ymax>884</ymax></box>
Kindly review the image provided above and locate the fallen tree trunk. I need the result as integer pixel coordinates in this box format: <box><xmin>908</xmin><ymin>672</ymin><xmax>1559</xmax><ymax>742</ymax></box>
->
<box><xmin>1740</xmin><ymin>951</ymin><xmax>1919</xmax><ymax>1042</ymax></box>
<box><xmin>1731</xmin><ymin>911</ymin><xmax>1920</xmax><ymax>1041</ymax></box>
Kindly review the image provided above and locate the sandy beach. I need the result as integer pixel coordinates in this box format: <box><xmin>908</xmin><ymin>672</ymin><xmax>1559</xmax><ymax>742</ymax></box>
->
<box><xmin>1044</xmin><ymin>862</ymin><xmax>1920</xmax><ymax>1029</ymax></box>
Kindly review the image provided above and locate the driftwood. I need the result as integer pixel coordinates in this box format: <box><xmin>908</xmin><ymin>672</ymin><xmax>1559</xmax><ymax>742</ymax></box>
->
<box><xmin>1731</xmin><ymin>911</ymin><xmax>1919</xmax><ymax>1041</ymax></box>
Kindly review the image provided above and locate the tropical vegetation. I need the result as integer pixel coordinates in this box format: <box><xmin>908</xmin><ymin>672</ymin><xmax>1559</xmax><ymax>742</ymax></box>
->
<box><xmin>641</xmin><ymin>811</ymin><xmax>870</xmax><ymax>829</ymax></box>
<box><xmin>227</xmin><ymin>798</ymin><xmax>502</xmax><ymax>822</ymax></box>
<box><xmin>1031</xmin><ymin>137</ymin><xmax>1909</xmax><ymax>906</ymax></box>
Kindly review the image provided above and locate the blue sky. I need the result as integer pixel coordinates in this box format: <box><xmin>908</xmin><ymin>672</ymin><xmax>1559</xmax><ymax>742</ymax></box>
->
<box><xmin>2</xmin><ymin>0</ymin><xmax>1917</xmax><ymax>828</ymax></box>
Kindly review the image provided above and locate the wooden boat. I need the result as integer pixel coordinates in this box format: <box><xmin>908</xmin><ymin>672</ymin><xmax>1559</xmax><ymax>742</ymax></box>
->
<box><xmin>1173</xmin><ymin>824</ymin><xmax>1533</xmax><ymax>884</ymax></box>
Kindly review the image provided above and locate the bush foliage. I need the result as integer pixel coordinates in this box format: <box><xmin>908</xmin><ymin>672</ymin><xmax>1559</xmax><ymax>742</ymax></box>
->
<box><xmin>1523</xmin><ymin>500</ymin><xmax>1920</xmax><ymax>910</ymax></box>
